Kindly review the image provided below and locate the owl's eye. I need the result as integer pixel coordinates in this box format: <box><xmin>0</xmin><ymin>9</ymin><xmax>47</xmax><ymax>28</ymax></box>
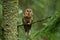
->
<box><xmin>27</xmin><ymin>10</ymin><xmax>29</xmax><ymax>12</ymax></box>
<box><xmin>30</xmin><ymin>10</ymin><xmax>31</xmax><ymax>12</ymax></box>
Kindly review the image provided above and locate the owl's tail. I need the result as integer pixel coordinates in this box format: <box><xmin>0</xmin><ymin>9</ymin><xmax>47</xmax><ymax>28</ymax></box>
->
<box><xmin>24</xmin><ymin>25</ymin><xmax>31</xmax><ymax>36</ymax></box>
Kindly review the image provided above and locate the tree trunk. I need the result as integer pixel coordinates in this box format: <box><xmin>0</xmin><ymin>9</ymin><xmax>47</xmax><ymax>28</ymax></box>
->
<box><xmin>2</xmin><ymin>0</ymin><xmax>18</xmax><ymax>40</ymax></box>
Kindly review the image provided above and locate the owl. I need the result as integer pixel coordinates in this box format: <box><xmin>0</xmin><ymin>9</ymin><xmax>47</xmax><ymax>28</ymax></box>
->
<box><xmin>22</xmin><ymin>8</ymin><xmax>33</xmax><ymax>36</ymax></box>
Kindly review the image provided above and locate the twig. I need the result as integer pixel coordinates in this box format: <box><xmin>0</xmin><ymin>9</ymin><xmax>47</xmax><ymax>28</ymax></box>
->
<box><xmin>17</xmin><ymin>16</ymin><xmax>51</xmax><ymax>27</ymax></box>
<box><xmin>32</xmin><ymin>16</ymin><xmax>51</xmax><ymax>24</ymax></box>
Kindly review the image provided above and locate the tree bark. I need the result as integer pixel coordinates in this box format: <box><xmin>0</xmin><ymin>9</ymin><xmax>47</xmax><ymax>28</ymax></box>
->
<box><xmin>2</xmin><ymin>0</ymin><xmax>18</xmax><ymax>40</ymax></box>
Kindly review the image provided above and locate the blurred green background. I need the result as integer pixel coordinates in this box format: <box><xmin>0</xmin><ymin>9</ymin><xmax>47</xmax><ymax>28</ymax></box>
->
<box><xmin>0</xmin><ymin>0</ymin><xmax>60</xmax><ymax>40</ymax></box>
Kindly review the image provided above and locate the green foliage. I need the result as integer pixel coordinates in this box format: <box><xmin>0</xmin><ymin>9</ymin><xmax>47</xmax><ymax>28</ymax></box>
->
<box><xmin>18</xmin><ymin>0</ymin><xmax>60</xmax><ymax>40</ymax></box>
<box><xmin>0</xmin><ymin>4</ymin><xmax>2</xmax><ymax>24</ymax></box>
<box><xmin>0</xmin><ymin>1</ymin><xmax>2</xmax><ymax>40</ymax></box>
<box><xmin>0</xmin><ymin>0</ymin><xmax>60</xmax><ymax>40</ymax></box>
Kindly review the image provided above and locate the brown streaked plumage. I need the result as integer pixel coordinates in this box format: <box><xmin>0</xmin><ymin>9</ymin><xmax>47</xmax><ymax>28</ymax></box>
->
<box><xmin>22</xmin><ymin>8</ymin><xmax>33</xmax><ymax>36</ymax></box>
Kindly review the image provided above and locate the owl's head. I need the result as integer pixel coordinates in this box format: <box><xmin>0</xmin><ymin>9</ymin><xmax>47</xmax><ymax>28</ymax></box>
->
<box><xmin>25</xmin><ymin>8</ymin><xmax>33</xmax><ymax>16</ymax></box>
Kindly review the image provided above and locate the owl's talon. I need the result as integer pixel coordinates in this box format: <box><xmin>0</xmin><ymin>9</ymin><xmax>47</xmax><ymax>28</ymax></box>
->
<box><xmin>28</xmin><ymin>23</ymin><xmax>30</xmax><ymax>25</ymax></box>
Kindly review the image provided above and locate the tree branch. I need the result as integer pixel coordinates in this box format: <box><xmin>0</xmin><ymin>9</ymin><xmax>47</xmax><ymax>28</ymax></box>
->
<box><xmin>17</xmin><ymin>16</ymin><xmax>51</xmax><ymax>27</ymax></box>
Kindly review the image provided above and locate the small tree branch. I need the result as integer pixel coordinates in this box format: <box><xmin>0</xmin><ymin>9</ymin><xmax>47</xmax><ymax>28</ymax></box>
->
<box><xmin>17</xmin><ymin>16</ymin><xmax>51</xmax><ymax>27</ymax></box>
